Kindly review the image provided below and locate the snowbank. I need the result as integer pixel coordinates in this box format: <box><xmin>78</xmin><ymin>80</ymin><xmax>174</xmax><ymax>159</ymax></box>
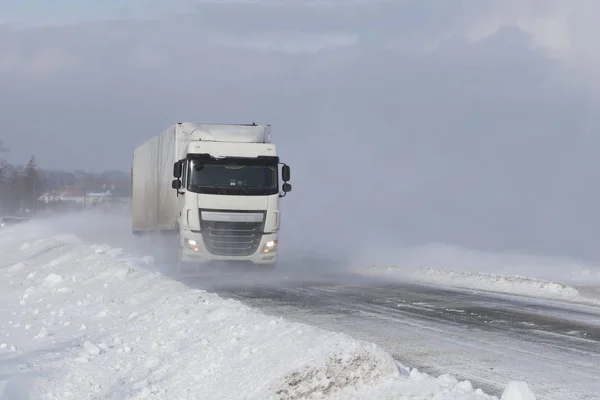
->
<box><xmin>0</xmin><ymin>219</ymin><xmax>532</xmax><ymax>399</ymax></box>
<box><xmin>354</xmin><ymin>244</ymin><xmax>600</xmax><ymax>305</ymax></box>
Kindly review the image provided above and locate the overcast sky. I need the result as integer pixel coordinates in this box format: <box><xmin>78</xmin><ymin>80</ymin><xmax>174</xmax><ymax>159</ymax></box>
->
<box><xmin>2</xmin><ymin>0</ymin><xmax>600</xmax><ymax>261</ymax></box>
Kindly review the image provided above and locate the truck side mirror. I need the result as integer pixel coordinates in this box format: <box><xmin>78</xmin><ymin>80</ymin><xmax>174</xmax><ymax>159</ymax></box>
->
<box><xmin>282</xmin><ymin>183</ymin><xmax>292</xmax><ymax>193</ymax></box>
<box><xmin>171</xmin><ymin>179</ymin><xmax>182</xmax><ymax>190</ymax></box>
<box><xmin>282</xmin><ymin>164</ymin><xmax>290</xmax><ymax>182</ymax></box>
<box><xmin>173</xmin><ymin>161</ymin><xmax>182</xmax><ymax>178</ymax></box>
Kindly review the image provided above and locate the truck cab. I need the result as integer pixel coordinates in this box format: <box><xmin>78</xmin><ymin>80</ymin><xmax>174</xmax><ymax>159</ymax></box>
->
<box><xmin>170</xmin><ymin>125</ymin><xmax>291</xmax><ymax>266</ymax></box>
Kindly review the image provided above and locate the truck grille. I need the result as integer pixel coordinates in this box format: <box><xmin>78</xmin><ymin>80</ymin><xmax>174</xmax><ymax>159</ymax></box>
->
<box><xmin>200</xmin><ymin>219</ymin><xmax>264</xmax><ymax>256</ymax></box>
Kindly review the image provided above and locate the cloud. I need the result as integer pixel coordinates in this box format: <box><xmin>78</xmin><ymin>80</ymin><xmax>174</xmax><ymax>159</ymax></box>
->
<box><xmin>127</xmin><ymin>44</ymin><xmax>170</xmax><ymax>68</ymax></box>
<box><xmin>457</xmin><ymin>0</ymin><xmax>600</xmax><ymax>81</ymax></box>
<box><xmin>0</xmin><ymin>52</ymin><xmax>18</xmax><ymax>72</ymax></box>
<box><xmin>6</xmin><ymin>47</ymin><xmax>79</xmax><ymax>76</ymax></box>
<box><xmin>2</xmin><ymin>1</ymin><xmax>600</xmax><ymax>77</ymax></box>
<box><xmin>213</xmin><ymin>31</ymin><xmax>359</xmax><ymax>55</ymax></box>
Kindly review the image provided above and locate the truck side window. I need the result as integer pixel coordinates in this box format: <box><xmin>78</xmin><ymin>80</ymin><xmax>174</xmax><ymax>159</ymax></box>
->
<box><xmin>181</xmin><ymin>160</ymin><xmax>187</xmax><ymax>189</ymax></box>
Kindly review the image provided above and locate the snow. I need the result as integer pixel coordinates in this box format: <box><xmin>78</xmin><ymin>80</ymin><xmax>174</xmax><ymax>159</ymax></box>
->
<box><xmin>354</xmin><ymin>244</ymin><xmax>600</xmax><ymax>305</ymax></box>
<box><xmin>0</xmin><ymin>217</ymin><xmax>535</xmax><ymax>399</ymax></box>
<box><xmin>501</xmin><ymin>382</ymin><xmax>536</xmax><ymax>400</ymax></box>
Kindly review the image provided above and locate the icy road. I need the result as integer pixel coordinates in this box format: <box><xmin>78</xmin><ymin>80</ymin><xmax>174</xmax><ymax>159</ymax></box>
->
<box><xmin>177</xmin><ymin>267</ymin><xmax>600</xmax><ymax>400</ymax></box>
<box><xmin>2</xmin><ymin>210</ymin><xmax>599</xmax><ymax>399</ymax></box>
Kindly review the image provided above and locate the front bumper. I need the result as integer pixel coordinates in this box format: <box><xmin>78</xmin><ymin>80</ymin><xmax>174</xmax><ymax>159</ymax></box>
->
<box><xmin>179</xmin><ymin>231</ymin><xmax>278</xmax><ymax>264</ymax></box>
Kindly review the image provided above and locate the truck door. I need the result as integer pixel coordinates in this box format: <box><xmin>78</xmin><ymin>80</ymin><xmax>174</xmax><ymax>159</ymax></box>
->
<box><xmin>177</xmin><ymin>159</ymin><xmax>188</xmax><ymax>228</ymax></box>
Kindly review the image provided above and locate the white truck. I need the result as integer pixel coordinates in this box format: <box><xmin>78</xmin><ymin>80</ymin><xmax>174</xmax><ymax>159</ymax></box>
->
<box><xmin>131</xmin><ymin>122</ymin><xmax>291</xmax><ymax>268</ymax></box>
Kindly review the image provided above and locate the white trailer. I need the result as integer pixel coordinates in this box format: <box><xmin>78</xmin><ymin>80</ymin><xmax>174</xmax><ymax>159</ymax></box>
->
<box><xmin>131</xmin><ymin>122</ymin><xmax>291</xmax><ymax>266</ymax></box>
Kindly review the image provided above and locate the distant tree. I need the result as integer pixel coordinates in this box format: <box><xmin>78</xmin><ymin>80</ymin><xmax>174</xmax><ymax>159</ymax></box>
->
<box><xmin>0</xmin><ymin>142</ymin><xmax>9</xmax><ymax>212</ymax></box>
<box><xmin>0</xmin><ymin>142</ymin><xmax>8</xmax><ymax>185</ymax></box>
<box><xmin>0</xmin><ymin>159</ymin><xmax>8</xmax><ymax>181</ymax></box>
<box><xmin>2</xmin><ymin>165</ymin><xmax>24</xmax><ymax>213</ymax></box>
<box><xmin>0</xmin><ymin>159</ymin><xmax>9</xmax><ymax>212</ymax></box>
<box><xmin>23</xmin><ymin>156</ymin><xmax>42</xmax><ymax>210</ymax></box>
<box><xmin>24</xmin><ymin>156</ymin><xmax>38</xmax><ymax>180</ymax></box>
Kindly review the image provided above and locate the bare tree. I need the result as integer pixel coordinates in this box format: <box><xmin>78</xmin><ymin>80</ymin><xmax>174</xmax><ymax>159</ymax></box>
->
<box><xmin>0</xmin><ymin>142</ymin><xmax>7</xmax><ymax>212</ymax></box>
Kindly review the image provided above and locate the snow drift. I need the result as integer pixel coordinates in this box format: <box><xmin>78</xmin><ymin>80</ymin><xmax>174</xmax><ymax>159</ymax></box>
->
<box><xmin>354</xmin><ymin>244</ymin><xmax>600</xmax><ymax>305</ymax></box>
<box><xmin>0</xmin><ymin>216</ymin><xmax>534</xmax><ymax>399</ymax></box>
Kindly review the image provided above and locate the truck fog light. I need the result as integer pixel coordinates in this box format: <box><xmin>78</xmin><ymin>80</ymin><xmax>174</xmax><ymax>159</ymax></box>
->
<box><xmin>262</xmin><ymin>240</ymin><xmax>278</xmax><ymax>253</ymax></box>
<box><xmin>185</xmin><ymin>239</ymin><xmax>200</xmax><ymax>252</ymax></box>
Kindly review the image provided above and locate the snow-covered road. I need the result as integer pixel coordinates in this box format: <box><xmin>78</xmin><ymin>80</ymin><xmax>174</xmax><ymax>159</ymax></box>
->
<box><xmin>0</xmin><ymin>213</ymin><xmax>538</xmax><ymax>400</ymax></box>
<box><xmin>186</xmin><ymin>272</ymin><xmax>600</xmax><ymax>400</ymax></box>
<box><xmin>5</xmin><ymin>209</ymin><xmax>597</xmax><ymax>399</ymax></box>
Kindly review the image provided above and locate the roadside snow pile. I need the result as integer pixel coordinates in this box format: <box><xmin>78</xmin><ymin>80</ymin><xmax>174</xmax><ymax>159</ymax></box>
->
<box><xmin>500</xmin><ymin>382</ymin><xmax>536</xmax><ymax>400</ymax></box>
<box><xmin>359</xmin><ymin>264</ymin><xmax>600</xmax><ymax>305</ymax></box>
<box><xmin>0</xmin><ymin>220</ymin><xmax>530</xmax><ymax>399</ymax></box>
<box><xmin>355</xmin><ymin>244</ymin><xmax>600</xmax><ymax>305</ymax></box>
<box><xmin>416</xmin><ymin>268</ymin><xmax>581</xmax><ymax>299</ymax></box>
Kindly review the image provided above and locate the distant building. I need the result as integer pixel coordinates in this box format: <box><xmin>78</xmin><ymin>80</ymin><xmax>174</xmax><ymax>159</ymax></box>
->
<box><xmin>38</xmin><ymin>186</ymin><xmax>112</xmax><ymax>207</ymax></box>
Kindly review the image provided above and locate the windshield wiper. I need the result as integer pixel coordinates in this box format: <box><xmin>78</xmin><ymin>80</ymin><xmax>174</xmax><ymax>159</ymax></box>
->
<box><xmin>189</xmin><ymin>184</ymin><xmax>221</xmax><ymax>193</ymax></box>
<box><xmin>231</xmin><ymin>185</ymin><xmax>249</xmax><ymax>194</ymax></box>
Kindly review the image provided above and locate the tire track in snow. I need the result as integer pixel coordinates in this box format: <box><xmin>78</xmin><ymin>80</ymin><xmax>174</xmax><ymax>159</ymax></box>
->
<box><xmin>182</xmin><ymin>275</ymin><xmax>600</xmax><ymax>400</ymax></box>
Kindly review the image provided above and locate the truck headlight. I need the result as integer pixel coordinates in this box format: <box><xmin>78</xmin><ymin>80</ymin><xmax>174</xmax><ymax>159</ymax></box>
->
<box><xmin>262</xmin><ymin>240</ymin><xmax>278</xmax><ymax>253</ymax></box>
<box><xmin>185</xmin><ymin>238</ymin><xmax>200</xmax><ymax>252</ymax></box>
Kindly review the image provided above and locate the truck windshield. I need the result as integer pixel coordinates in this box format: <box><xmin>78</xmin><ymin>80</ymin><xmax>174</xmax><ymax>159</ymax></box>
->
<box><xmin>187</xmin><ymin>159</ymin><xmax>278</xmax><ymax>196</ymax></box>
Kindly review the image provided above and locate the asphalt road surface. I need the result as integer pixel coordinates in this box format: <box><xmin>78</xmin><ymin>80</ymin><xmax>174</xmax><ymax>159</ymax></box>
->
<box><xmin>174</xmin><ymin>264</ymin><xmax>600</xmax><ymax>400</ymax></box>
